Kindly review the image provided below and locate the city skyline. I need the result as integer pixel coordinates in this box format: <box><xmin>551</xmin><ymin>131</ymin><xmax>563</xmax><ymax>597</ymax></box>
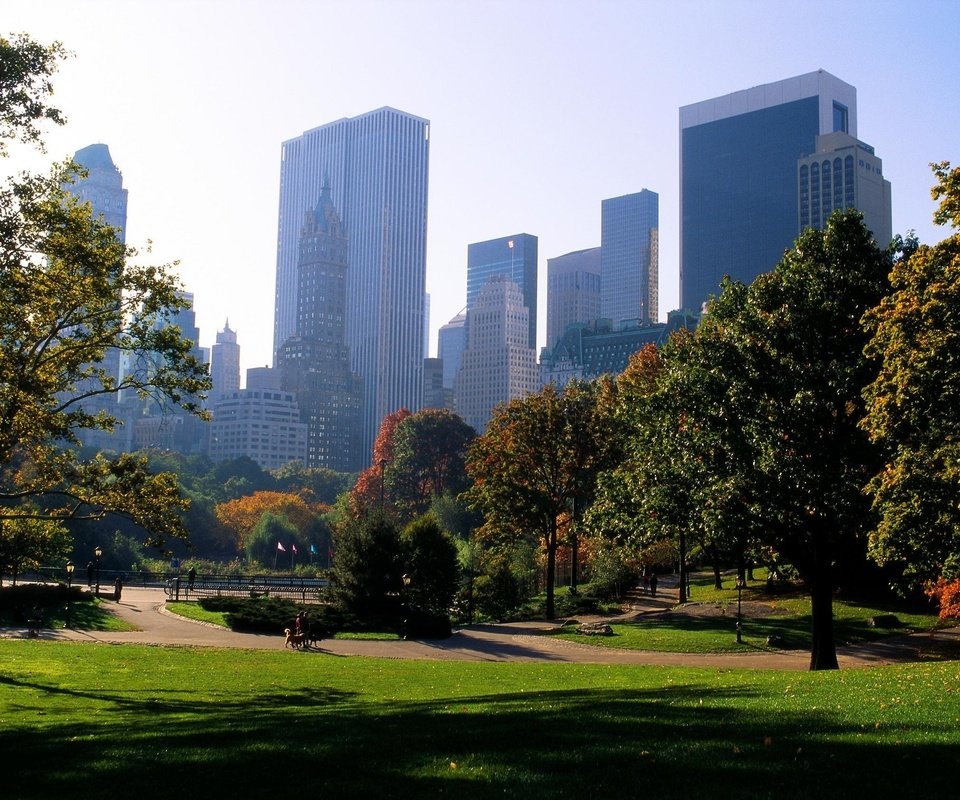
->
<box><xmin>4</xmin><ymin>1</ymin><xmax>958</xmax><ymax>377</ymax></box>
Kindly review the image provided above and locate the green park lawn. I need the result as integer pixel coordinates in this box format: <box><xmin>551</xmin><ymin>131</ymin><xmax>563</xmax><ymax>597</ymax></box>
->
<box><xmin>2</xmin><ymin>640</ymin><xmax>958</xmax><ymax>799</ymax></box>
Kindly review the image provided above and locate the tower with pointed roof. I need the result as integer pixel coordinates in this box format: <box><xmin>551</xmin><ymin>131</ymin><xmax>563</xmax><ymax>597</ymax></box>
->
<box><xmin>211</xmin><ymin>320</ymin><xmax>241</xmax><ymax>398</ymax></box>
<box><xmin>277</xmin><ymin>186</ymin><xmax>363</xmax><ymax>471</ymax></box>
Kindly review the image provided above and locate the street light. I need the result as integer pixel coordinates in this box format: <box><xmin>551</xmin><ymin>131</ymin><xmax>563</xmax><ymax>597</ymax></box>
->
<box><xmin>735</xmin><ymin>575</ymin><xmax>746</xmax><ymax>644</ymax></box>
<box><xmin>94</xmin><ymin>545</ymin><xmax>103</xmax><ymax>597</ymax></box>
<box><xmin>401</xmin><ymin>573</ymin><xmax>412</xmax><ymax>640</ymax></box>
<box><xmin>378</xmin><ymin>458</ymin><xmax>389</xmax><ymax>510</ymax></box>
<box><xmin>65</xmin><ymin>561</ymin><xmax>75</xmax><ymax>628</ymax></box>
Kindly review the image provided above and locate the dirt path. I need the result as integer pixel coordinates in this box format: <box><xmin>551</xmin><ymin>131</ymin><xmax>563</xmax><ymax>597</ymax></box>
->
<box><xmin>7</xmin><ymin>585</ymin><xmax>958</xmax><ymax>671</ymax></box>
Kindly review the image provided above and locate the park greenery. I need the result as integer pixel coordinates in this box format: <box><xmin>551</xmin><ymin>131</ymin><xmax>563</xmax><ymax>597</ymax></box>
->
<box><xmin>3</xmin><ymin>640</ymin><xmax>960</xmax><ymax>799</ymax></box>
<box><xmin>3</xmin><ymin>33</ymin><xmax>960</xmax><ymax>672</ymax></box>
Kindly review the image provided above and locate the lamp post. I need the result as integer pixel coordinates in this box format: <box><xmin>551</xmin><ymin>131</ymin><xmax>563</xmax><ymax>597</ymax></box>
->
<box><xmin>65</xmin><ymin>561</ymin><xmax>75</xmax><ymax>628</ymax></box>
<box><xmin>401</xmin><ymin>572</ymin><xmax>412</xmax><ymax>640</ymax></box>
<box><xmin>735</xmin><ymin>575</ymin><xmax>746</xmax><ymax>644</ymax></box>
<box><xmin>94</xmin><ymin>545</ymin><xmax>102</xmax><ymax>597</ymax></box>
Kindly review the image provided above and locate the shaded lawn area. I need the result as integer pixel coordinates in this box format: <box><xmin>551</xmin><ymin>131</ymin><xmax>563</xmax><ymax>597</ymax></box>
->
<box><xmin>555</xmin><ymin>590</ymin><xmax>946</xmax><ymax>654</ymax></box>
<box><xmin>2</xmin><ymin>641</ymin><xmax>959</xmax><ymax>799</ymax></box>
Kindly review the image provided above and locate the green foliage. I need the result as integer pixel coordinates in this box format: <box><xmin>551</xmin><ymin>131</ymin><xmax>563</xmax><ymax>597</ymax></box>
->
<box><xmin>862</xmin><ymin>162</ymin><xmax>960</xmax><ymax>587</ymax></box>
<box><xmin>472</xmin><ymin>563</ymin><xmax>525</xmax><ymax>621</ymax></box>
<box><xmin>222</xmin><ymin>596</ymin><xmax>300</xmax><ymax>634</ymax></box>
<box><xmin>0</xmin><ymin>36</ymin><xmax>210</xmax><ymax>548</ymax></box>
<box><xmin>400</xmin><ymin>514</ymin><xmax>460</xmax><ymax>617</ymax></box>
<box><xmin>0</xmin><ymin>514</ymin><xmax>70</xmax><ymax>583</ymax></box>
<box><xmin>328</xmin><ymin>514</ymin><xmax>403</xmax><ymax>623</ymax></box>
<box><xmin>388</xmin><ymin>408</ymin><xmax>475</xmax><ymax>521</ymax></box>
<box><xmin>245</xmin><ymin>512</ymin><xmax>299</xmax><ymax>567</ymax></box>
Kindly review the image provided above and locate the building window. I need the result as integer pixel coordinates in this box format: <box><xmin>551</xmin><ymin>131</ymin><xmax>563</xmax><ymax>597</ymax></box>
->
<box><xmin>833</xmin><ymin>102</ymin><xmax>849</xmax><ymax>134</ymax></box>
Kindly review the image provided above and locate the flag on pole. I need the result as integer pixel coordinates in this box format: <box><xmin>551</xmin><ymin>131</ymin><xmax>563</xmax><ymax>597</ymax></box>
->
<box><xmin>310</xmin><ymin>544</ymin><xmax>317</xmax><ymax>554</ymax></box>
<box><xmin>277</xmin><ymin>542</ymin><xmax>286</xmax><ymax>552</ymax></box>
<box><xmin>292</xmin><ymin>543</ymin><xmax>298</xmax><ymax>554</ymax></box>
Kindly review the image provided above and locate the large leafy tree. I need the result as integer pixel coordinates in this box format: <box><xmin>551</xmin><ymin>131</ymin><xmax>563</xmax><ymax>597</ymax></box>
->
<box><xmin>388</xmin><ymin>408</ymin><xmax>475</xmax><ymax>522</ymax></box>
<box><xmin>465</xmin><ymin>379</ymin><xmax>618</xmax><ymax>619</ymax></box>
<box><xmin>349</xmin><ymin>408</ymin><xmax>411</xmax><ymax>514</ymax></box>
<box><xmin>214</xmin><ymin>490</ymin><xmax>329</xmax><ymax>555</ymax></box>
<box><xmin>0</xmin><ymin>35</ymin><xmax>210</xmax><ymax>548</ymax></box>
<box><xmin>863</xmin><ymin>162</ymin><xmax>960</xmax><ymax>587</ymax></box>
<box><xmin>706</xmin><ymin>211</ymin><xmax>890</xmax><ymax>669</ymax></box>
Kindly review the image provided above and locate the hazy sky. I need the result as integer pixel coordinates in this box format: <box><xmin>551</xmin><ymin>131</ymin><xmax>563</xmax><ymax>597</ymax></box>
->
<box><xmin>5</xmin><ymin>0</ymin><xmax>959</xmax><ymax>376</ymax></box>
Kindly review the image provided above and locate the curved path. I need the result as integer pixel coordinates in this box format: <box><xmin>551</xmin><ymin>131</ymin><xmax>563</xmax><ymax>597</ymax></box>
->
<box><xmin>9</xmin><ymin>585</ymin><xmax>958</xmax><ymax>671</ymax></box>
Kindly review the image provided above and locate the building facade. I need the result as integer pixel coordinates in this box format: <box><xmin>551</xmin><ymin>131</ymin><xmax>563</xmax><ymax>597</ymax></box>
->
<box><xmin>546</xmin><ymin>246</ymin><xmax>602</xmax><ymax>351</ymax></box>
<box><xmin>277</xmin><ymin>186</ymin><xmax>364</xmax><ymax>472</ymax></box>
<box><xmin>601</xmin><ymin>191</ymin><xmax>659</xmax><ymax>327</ymax></box>
<box><xmin>680</xmin><ymin>70</ymin><xmax>864</xmax><ymax>313</ymax></box>
<box><xmin>209</xmin><ymin>388</ymin><xmax>308</xmax><ymax>470</ymax></box>
<box><xmin>454</xmin><ymin>277</ymin><xmax>539</xmax><ymax>434</ymax></box>
<box><xmin>466</xmin><ymin>234</ymin><xmax>538</xmax><ymax>350</ymax></box>
<box><xmin>437</xmin><ymin>311</ymin><xmax>466</xmax><ymax>391</ymax></box>
<box><xmin>210</xmin><ymin>320</ymin><xmax>241</xmax><ymax>399</ymax></box>
<box><xmin>274</xmin><ymin>107</ymin><xmax>430</xmax><ymax>460</ymax></box>
<box><xmin>797</xmin><ymin>131</ymin><xmax>891</xmax><ymax>244</ymax></box>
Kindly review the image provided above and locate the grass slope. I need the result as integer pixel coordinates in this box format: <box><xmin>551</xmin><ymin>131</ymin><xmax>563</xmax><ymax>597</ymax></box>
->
<box><xmin>2</xmin><ymin>640</ymin><xmax>958</xmax><ymax>799</ymax></box>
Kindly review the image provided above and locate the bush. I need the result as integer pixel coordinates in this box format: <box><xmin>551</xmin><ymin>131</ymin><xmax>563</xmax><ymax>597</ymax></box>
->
<box><xmin>554</xmin><ymin>588</ymin><xmax>603</xmax><ymax>617</ymax></box>
<box><xmin>223</xmin><ymin>597</ymin><xmax>300</xmax><ymax>634</ymax></box>
<box><xmin>473</xmin><ymin>566</ymin><xmax>524</xmax><ymax>621</ymax></box>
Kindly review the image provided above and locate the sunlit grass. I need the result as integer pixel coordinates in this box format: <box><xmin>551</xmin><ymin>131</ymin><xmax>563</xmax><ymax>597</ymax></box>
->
<box><xmin>1</xmin><ymin>640</ymin><xmax>958</xmax><ymax>799</ymax></box>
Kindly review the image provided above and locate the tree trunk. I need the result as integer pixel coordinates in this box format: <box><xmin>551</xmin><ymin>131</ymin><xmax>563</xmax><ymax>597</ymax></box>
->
<box><xmin>712</xmin><ymin>559</ymin><xmax>722</xmax><ymax>590</ymax></box>
<box><xmin>570</xmin><ymin>496</ymin><xmax>579</xmax><ymax>592</ymax></box>
<box><xmin>545</xmin><ymin>519</ymin><xmax>557</xmax><ymax>620</ymax></box>
<box><xmin>678</xmin><ymin>528</ymin><xmax>688</xmax><ymax>604</ymax></box>
<box><xmin>808</xmin><ymin>566</ymin><xmax>839</xmax><ymax>671</ymax></box>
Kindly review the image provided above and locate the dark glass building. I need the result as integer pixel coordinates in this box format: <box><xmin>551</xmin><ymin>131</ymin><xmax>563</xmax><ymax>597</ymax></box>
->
<box><xmin>601</xmin><ymin>191</ymin><xmax>659</xmax><ymax>326</ymax></box>
<box><xmin>680</xmin><ymin>70</ymin><xmax>860</xmax><ymax>313</ymax></box>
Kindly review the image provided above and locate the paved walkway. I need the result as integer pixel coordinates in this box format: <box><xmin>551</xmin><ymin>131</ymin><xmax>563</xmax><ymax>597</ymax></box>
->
<box><xmin>5</xmin><ymin>585</ymin><xmax>959</xmax><ymax>670</ymax></box>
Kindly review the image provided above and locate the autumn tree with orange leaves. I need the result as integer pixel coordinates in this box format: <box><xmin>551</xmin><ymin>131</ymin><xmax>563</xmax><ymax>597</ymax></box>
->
<box><xmin>348</xmin><ymin>409</ymin><xmax>411</xmax><ymax>515</ymax></box>
<box><xmin>215</xmin><ymin>490</ymin><xmax>330</xmax><ymax>556</ymax></box>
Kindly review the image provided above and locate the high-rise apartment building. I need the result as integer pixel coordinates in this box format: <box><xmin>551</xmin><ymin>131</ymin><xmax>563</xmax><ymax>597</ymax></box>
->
<box><xmin>601</xmin><ymin>191</ymin><xmax>659</xmax><ymax>326</ymax></box>
<box><xmin>277</xmin><ymin>186</ymin><xmax>363</xmax><ymax>472</ymax></box>
<box><xmin>210</xmin><ymin>320</ymin><xmax>241</xmax><ymax>398</ymax></box>
<box><xmin>797</xmin><ymin>131</ymin><xmax>891</xmax><ymax>244</ymax></box>
<box><xmin>546</xmin><ymin>246</ymin><xmax>602</xmax><ymax>350</ymax></box>
<box><xmin>466</xmin><ymin>234</ymin><xmax>538</xmax><ymax>350</ymax></box>
<box><xmin>454</xmin><ymin>277</ymin><xmax>539</xmax><ymax>434</ymax></box>
<box><xmin>274</xmin><ymin>108</ymin><xmax>430</xmax><ymax>460</ymax></box>
<box><xmin>680</xmin><ymin>70</ymin><xmax>888</xmax><ymax>313</ymax></box>
<box><xmin>209</xmin><ymin>388</ymin><xmax>308</xmax><ymax>470</ymax></box>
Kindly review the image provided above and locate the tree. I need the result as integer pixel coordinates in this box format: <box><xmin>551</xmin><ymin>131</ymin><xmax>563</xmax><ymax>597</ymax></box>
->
<box><xmin>0</xmin><ymin>515</ymin><xmax>70</xmax><ymax>585</ymax></box>
<box><xmin>388</xmin><ymin>408</ymin><xmax>475</xmax><ymax>521</ymax></box>
<box><xmin>0</xmin><ymin>35</ymin><xmax>210</xmax><ymax>548</ymax></box>
<box><xmin>465</xmin><ymin>380</ymin><xmax>618</xmax><ymax>620</ymax></box>
<box><xmin>349</xmin><ymin>408</ymin><xmax>411</xmax><ymax>514</ymax></box>
<box><xmin>328</xmin><ymin>514</ymin><xmax>402</xmax><ymax>622</ymax></box>
<box><xmin>862</xmin><ymin>162</ymin><xmax>960</xmax><ymax>588</ymax></box>
<box><xmin>245</xmin><ymin>512</ymin><xmax>299</xmax><ymax>568</ymax></box>
<box><xmin>400</xmin><ymin>514</ymin><xmax>460</xmax><ymax>616</ymax></box>
<box><xmin>214</xmin><ymin>490</ymin><xmax>329</xmax><ymax>555</ymax></box>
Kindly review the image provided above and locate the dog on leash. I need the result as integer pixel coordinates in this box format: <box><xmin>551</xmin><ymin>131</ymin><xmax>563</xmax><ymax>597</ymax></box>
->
<box><xmin>284</xmin><ymin>627</ymin><xmax>305</xmax><ymax>649</ymax></box>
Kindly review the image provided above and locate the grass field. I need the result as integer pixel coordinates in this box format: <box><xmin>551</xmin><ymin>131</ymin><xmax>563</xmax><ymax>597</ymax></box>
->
<box><xmin>2</xmin><ymin>640</ymin><xmax>958</xmax><ymax>799</ymax></box>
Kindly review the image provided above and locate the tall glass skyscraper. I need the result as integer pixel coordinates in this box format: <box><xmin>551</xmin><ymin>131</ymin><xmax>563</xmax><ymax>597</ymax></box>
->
<box><xmin>600</xmin><ymin>191</ymin><xmax>659</xmax><ymax>327</ymax></box>
<box><xmin>466</xmin><ymin>233</ymin><xmax>538</xmax><ymax>350</ymax></box>
<box><xmin>274</xmin><ymin>108</ymin><xmax>430</xmax><ymax>460</ymax></box>
<box><xmin>680</xmin><ymin>70</ymin><xmax>859</xmax><ymax>313</ymax></box>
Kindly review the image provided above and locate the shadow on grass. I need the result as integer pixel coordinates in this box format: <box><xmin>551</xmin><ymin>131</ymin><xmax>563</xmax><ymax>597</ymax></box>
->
<box><xmin>3</xmin><ymin>671</ymin><xmax>957</xmax><ymax>799</ymax></box>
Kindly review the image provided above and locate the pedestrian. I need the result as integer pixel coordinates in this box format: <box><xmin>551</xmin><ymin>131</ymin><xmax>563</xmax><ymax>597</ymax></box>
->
<box><xmin>86</xmin><ymin>561</ymin><xmax>94</xmax><ymax>588</ymax></box>
<box><xmin>187</xmin><ymin>566</ymin><xmax>196</xmax><ymax>590</ymax></box>
<box><xmin>649</xmin><ymin>573</ymin><xmax>658</xmax><ymax>597</ymax></box>
<box><xmin>113</xmin><ymin>575</ymin><xmax>123</xmax><ymax>602</ymax></box>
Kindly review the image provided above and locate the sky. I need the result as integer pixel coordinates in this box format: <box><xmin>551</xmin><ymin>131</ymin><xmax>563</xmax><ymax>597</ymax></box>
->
<box><xmin>5</xmin><ymin>0</ymin><xmax>959</xmax><ymax>377</ymax></box>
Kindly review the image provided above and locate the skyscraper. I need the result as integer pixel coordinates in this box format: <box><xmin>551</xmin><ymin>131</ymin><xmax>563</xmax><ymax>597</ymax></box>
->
<box><xmin>680</xmin><ymin>70</ymin><xmax>869</xmax><ymax>313</ymax></box>
<box><xmin>277</xmin><ymin>186</ymin><xmax>363</xmax><ymax>472</ymax></box>
<box><xmin>274</xmin><ymin>107</ymin><xmax>429</xmax><ymax>460</ymax></box>
<box><xmin>65</xmin><ymin>144</ymin><xmax>129</xmax><ymax>453</ymax></box>
<box><xmin>454</xmin><ymin>277</ymin><xmax>539</xmax><ymax>434</ymax></box>
<box><xmin>601</xmin><ymin>191</ymin><xmax>659</xmax><ymax>326</ymax></box>
<box><xmin>210</xmin><ymin>320</ymin><xmax>241</xmax><ymax>398</ymax></box>
<box><xmin>466</xmin><ymin>234</ymin><xmax>538</xmax><ymax>350</ymax></box>
<box><xmin>547</xmin><ymin>246</ymin><xmax>602</xmax><ymax>350</ymax></box>
<box><xmin>437</xmin><ymin>311</ymin><xmax>466</xmax><ymax>391</ymax></box>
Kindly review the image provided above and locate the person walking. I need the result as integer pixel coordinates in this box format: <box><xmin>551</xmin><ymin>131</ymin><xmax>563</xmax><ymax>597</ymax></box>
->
<box><xmin>649</xmin><ymin>573</ymin><xmax>658</xmax><ymax>597</ymax></box>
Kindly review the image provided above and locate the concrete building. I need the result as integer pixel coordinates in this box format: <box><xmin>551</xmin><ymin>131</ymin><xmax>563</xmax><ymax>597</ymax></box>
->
<box><xmin>798</xmin><ymin>131</ymin><xmax>891</xmax><ymax>244</ymax></box>
<box><xmin>601</xmin><ymin>191</ymin><xmax>659</xmax><ymax>326</ymax></box>
<box><xmin>680</xmin><ymin>70</ymin><xmax>882</xmax><ymax>313</ymax></box>
<box><xmin>454</xmin><ymin>277</ymin><xmax>539</xmax><ymax>434</ymax></box>
<box><xmin>274</xmin><ymin>108</ymin><xmax>430</xmax><ymax>459</ymax></box>
<box><xmin>467</xmin><ymin>234</ymin><xmax>538</xmax><ymax>350</ymax></box>
<box><xmin>210</xmin><ymin>320</ymin><xmax>241</xmax><ymax>398</ymax></box>
<box><xmin>546</xmin><ymin>247</ymin><xmax>601</xmax><ymax>351</ymax></box>
<box><xmin>276</xmin><ymin>186</ymin><xmax>363</xmax><ymax>472</ymax></box>
<box><xmin>209</xmin><ymin>388</ymin><xmax>308</xmax><ymax>470</ymax></box>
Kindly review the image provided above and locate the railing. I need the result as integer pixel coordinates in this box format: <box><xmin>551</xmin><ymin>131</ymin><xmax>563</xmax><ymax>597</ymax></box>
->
<box><xmin>165</xmin><ymin>574</ymin><xmax>329</xmax><ymax>604</ymax></box>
